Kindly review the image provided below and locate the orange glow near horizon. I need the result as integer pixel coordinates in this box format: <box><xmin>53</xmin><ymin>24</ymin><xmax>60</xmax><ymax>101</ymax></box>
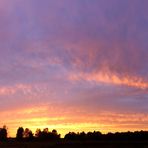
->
<box><xmin>1</xmin><ymin>105</ymin><xmax>148</xmax><ymax>138</ymax></box>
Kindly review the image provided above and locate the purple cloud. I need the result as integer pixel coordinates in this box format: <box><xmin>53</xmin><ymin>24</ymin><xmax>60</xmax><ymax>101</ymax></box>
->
<box><xmin>0</xmin><ymin>0</ymin><xmax>147</xmax><ymax>136</ymax></box>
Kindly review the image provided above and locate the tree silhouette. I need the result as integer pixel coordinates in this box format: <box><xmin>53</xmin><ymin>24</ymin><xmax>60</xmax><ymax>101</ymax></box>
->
<box><xmin>34</xmin><ymin>128</ymin><xmax>60</xmax><ymax>140</ymax></box>
<box><xmin>35</xmin><ymin>128</ymin><xmax>41</xmax><ymax>137</ymax></box>
<box><xmin>16</xmin><ymin>127</ymin><xmax>33</xmax><ymax>141</ymax></box>
<box><xmin>24</xmin><ymin>128</ymin><xmax>33</xmax><ymax>140</ymax></box>
<box><xmin>0</xmin><ymin>125</ymin><xmax>147</xmax><ymax>142</ymax></box>
<box><xmin>51</xmin><ymin>129</ymin><xmax>61</xmax><ymax>139</ymax></box>
<box><xmin>0</xmin><ymin>125</ymin><xmax>7</xmax><ymax>141</ymax></box>
<box><xmin>16</xmin><ymin>127</ymin><xmax>24</xmax><ymax>140</ymax></box>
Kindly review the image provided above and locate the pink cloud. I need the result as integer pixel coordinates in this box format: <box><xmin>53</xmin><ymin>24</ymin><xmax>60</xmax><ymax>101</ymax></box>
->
<box><xmin>69</xmin><ymin>70</ymin><xmax>148</xmax><ymax>89</ymax></box>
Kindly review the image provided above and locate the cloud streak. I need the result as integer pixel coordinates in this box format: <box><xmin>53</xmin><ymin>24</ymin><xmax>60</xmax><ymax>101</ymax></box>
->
<box><xmin>69</xmin><ymin>70</ymin><xmax>148</xmax><ymax>89</ymax></box>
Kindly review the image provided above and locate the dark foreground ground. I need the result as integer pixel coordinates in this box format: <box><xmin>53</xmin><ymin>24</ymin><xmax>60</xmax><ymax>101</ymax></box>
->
<box><xmin>0</xmin><ymin>140</ymin><xmax>148</xmax><ymax>148</ymax></box>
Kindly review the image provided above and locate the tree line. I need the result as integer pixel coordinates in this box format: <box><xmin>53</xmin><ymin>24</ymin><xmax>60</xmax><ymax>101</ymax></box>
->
<box><xmin>0</xmin><ymin>125</ymin><xmax>148</xmax><ymax>141</ymax></box>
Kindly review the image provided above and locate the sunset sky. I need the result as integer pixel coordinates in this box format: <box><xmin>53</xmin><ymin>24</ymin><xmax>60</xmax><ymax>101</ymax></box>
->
<box><xmin>0</xmin><ymin>0</ymin><xmax>148</xmax><ymax>137</ymax></box>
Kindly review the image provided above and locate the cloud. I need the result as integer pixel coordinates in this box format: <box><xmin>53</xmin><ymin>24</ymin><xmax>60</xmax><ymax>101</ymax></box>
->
<box><xmin>0</xmin><ymin>84</ymin><xmax>33</xmax><ymax>96</ymax></box>
<box><xmin>69</xmin><ymin>70</ymin><xmax>148</xmax><ymax>89</ymax></box>
<box><xmin>0</xmin><ymin>0</ymin><xmax>147</xmax><ymax>137</ymax></box>
<box><xmin>0</xmin><ymin>0</ymin><xmax>147</xmax><ymax>83</ymax></box>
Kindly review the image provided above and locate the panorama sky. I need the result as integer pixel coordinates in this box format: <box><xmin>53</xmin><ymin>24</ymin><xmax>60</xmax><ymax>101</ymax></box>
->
<box><xmin>0</xmin><ymin>0</ymin><xmax>148</xmax><ymax>137</ymax></box>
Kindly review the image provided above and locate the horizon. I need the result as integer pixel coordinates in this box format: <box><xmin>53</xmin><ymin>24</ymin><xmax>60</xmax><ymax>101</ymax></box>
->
<box><xmin>0</xmin><ymin>0</ymin><xmax>147</xmax><ymax>138</ymax></box>
<box><xmin>3</xmin><ymin>125</ymin><xmax>148</xmax><ymax>138</ymax></box>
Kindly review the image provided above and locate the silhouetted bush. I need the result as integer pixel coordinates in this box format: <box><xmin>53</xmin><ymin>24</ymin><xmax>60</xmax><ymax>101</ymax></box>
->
<box><xmin>0</xmin><ymin>125</ymin><xmax>7</xmax><ymax>141</ymax></box>
<box><xmin>16</xmin><ymin>127</ymin><xmax>33</xmax><ymax>141</ymax></box>
<box><xmin>64</xmin><ymin>130</ymin><xmax>148</xmax><ymax>141</ymax></box>
<box><xmin>64</xmin><ymin>131</ymin><xmax>102</xmax><ymax>141</ymax></box>
<box><xmin>1</xmin><ymin>125</ymin><xmax>148</xmax><ymax>142</ymax></box>
<box><xmin>24</xmin><ymin>128</ymin><xmax>34</xmax><ymax>141</ymax></box>
<box><xmin>16</xmin><ymin>127</ymin><xmax>24</xmax><ymax>141</ymax></box>
<box><xmin>35</xmin><ymin>128</ymin><xmax>60</xmax><ymax>141</ymax></box>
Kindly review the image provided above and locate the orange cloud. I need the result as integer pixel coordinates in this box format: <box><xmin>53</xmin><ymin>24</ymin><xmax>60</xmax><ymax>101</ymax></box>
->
<box><xmin>69</xmin><ymin>70</ymin><xmax>148</xmax><ymax>89</ymax></box>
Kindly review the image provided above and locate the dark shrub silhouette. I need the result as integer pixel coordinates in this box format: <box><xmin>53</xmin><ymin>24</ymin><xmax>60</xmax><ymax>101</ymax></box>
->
<box><xmin>64</xmin><ymin>132</ymin><xmax>79</xmax><ymax>140</ymax></box>
<box><xmin>16</xmin><ymin>127</ymin><xmax>33</xmax><ymax>141</ymax></box>
<box><xmin>0</xmin><ymin>125</ymin><xmax>7</xmax><ymax>141</ymax></box>
<box><xmin>64</xmin><ymin>131</ymin><xmax>102</xmax><ymax>141</ymax></box>
<box><xmin>64</xmin><ymin>130</ymin><xmax>148</xmax><ymax>141</ymax></box>
<box><xmin>0</xmin><ymin>125</ymin><xmax>147</xmax><ymax>142</ymax></box>
<box><xmin>35</xmin><ymin>128</ymin><xmax>42</xmax><ymax>137</ymax></box>
<box><xmin>35</xmin><ymin>128</ymin><xmax>60</xmax><ymax>140</ymax></box>
<box><xmin>16</xmin><ymin>127</ymin><xmax>24</xmax><ymax>140</ymax></box>
<box><xmin>24</xmin><ymin>128</ymin><xmax>34</xmax><ymax>140</ymax></box>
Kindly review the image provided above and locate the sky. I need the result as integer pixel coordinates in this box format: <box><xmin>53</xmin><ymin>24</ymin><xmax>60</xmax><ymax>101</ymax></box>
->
<box><xmin>0</xmin><ymin>0</ymin><xmax>148</xmax><ymax>137</ymax></box>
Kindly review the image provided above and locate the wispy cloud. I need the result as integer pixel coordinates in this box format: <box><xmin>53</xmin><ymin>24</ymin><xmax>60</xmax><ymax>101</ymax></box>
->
<box><xmin>69</xmin><ymin>70</ymin><xmax>148</xmax><ymax>89</ymax></box>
